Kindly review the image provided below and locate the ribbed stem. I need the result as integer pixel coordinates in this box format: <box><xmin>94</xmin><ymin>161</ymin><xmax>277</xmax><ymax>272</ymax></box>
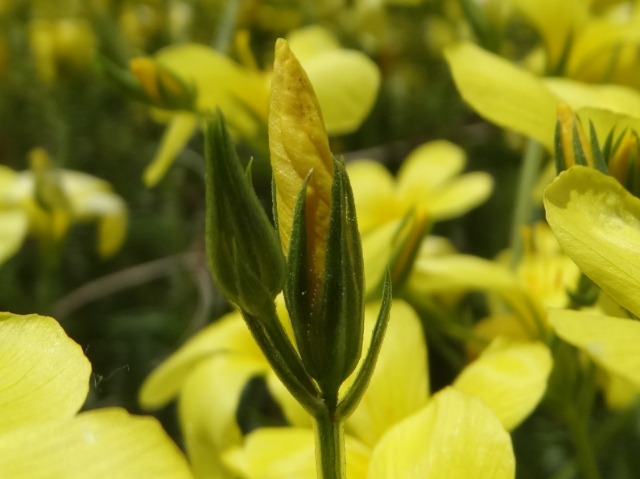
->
<box><xmin>312</xmin><ymin>407</ymin><xmax>346</xmax><ymax>479</ymax></box>
<box><xmin>509</xmin><ymin>139</ymin><xmax>545</xmax><ymax>270</ymax></box>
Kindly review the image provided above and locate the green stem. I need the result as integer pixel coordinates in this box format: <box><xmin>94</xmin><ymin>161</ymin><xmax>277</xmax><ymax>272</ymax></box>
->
<box><xmin>509</xmin><ymin>139</ymin><xmax>545</xmax><ymax>270</ymax></box>
<box><xmin>563</xmin><ymin>407</ymin><xmax>601</xmax><ymax>479</ymax></box>
<box><xmin>312</xmin><ymin>406</ymin><xmax>346</xmax><ymax>479</ymax></box>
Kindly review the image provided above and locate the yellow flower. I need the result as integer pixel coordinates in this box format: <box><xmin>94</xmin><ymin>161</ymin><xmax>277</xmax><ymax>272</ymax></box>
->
<box><xmin>0</xmin><ymin>312</ymin><xmax>192</xmax><ymax>478</ymax></box>
<box><xmin>0</xmin><ymin>148</ymin><xmax>127</xmax><ymax>265</ymax></box>
<box><xmin>222</xmin><ymin>301</ymin><xmax>550</xmax><ymax>478</ymax></box>
<box><xmin>544</xmin><ymin>166</ymin><xmax>640</xmax><ymax>394</ymax></box>
<box><xmin>348</xmin><ymin>140</ymin><xmax>493</xmax><ymax>292</ymax></box>
<box><xmin>141</xmin><ymin>294</ymin><xmax>550</xmax><ymax>478</ymax></box>
<box><xmin>445</xmin><ymin>41</ymin><xmax>640</xmax><ymax>151</ymax></box>
<box><xmin>405</xmin><ymin>221</ymin><xmax>581</xmax><ymax>346</ymax></box>
<box><xmin>511</xmin><ymin>0</ymin><xmax>640</xmax><ymax>83</ymax></box>
<box><xmin>135</xmin><ymin>25</ymin><xmax>380</xmax><ymax>186</ymax></box>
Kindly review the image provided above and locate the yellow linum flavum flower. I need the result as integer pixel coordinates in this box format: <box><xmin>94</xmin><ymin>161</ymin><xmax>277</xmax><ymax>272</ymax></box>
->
<box><xmin>269</xmin><ymin>37</ymin><xmax>334</xmax><ymax>272</ymax></box>
<box><xmin>0</xmin><ymin>313</ymin><xmax>192</xmax><ymax>478</ymax></box>
<box><xmin>543</xmin><ymin>166</ymin><xmax>640</xmax><ymax>393</ymax></box>
<box><xmin>348</xmin><ymin>140</ymin><xmax>493</xmax><ymax>293</ymax></box>
<box><xmin>445</xmin><ymin>41</ymin><xmax>640</xmax><ymax>151</ymax></box>
<box><xmin>544</xmin><ymin>166</ymin><xmax>640</xmax><ymax>315</ymax></box>
<box><xmin>135</xmin><ymin>26</ymin><xmax>380</xmax><ymax>186</ymax></box>
<box><xmin>0</xmin><ymin>149</ymin><xmax>127</xmax><ymax>263</ymax></box>
<box><xmin>140</xmin><ymin>297</ymin><xmax>536</xmax><ymax>477</ymax></box>
<box><xmin>349</xmin><ymin>140</ymin><xmax>493</xmax><ymax>234</ymax></box>
<box><xmin>219</xmin><ymin>301</ymin><xmax>550</xmax><ymax>478</ymax></box>
<box><xmin>511</xmin><ymin>0</ymin><xmax>640</xmax><ymax>81</ymax></box>
<box><xmin>500</xmin><ymin>223</ymin><xmax>581</xmax><ymax>311</ymax></box>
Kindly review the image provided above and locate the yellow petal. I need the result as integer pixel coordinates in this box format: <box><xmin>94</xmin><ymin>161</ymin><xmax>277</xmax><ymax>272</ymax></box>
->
<box><xmin>139</xmin><ymin>311</ymin><xmax>264</xmax><ymax>409</ymax></box>
<box><xmin>544</xmin><ymin>78</ymin><xmax>640</xmax><ymax>118</ymax></box>
<box><xmin>63</xmin><ymin>175</ymin><xmax>128</xmax><ymax>257</ymax></box>
<box><xmin>0</xmin><ymin>313</ymin><xmax>90</xmax><ymax>435</ymax></box>
<box><xmin>568</xmin><ymin>21</ymin><xmax>640</xmax><ymax>80</ymax></box>
<box><xmin>223</xmin><ymin>428</ymin><xmax>371</xmax><ymax>479</ymax></box>
<box><xmin>576</xmin><ymin>107</ymin><xmax>640</xmax><ymax>145</ymax></box>
<box><xmin>367</xmin><ymin>387</ymin><xmax>515</xmax><ymax>479</ymax></box>
<box><xmin>425</xmin><ymin>172</ymin><xmax>494</xmax><ymax>221</ymax></box>
<box><xmin>269</xmin><ymin>38</ymin><xmax>334</xmax><ymax>277</ymax></box>
<box><xmin>544</xmin><ymin>166</ymin><xmax>640</xmax><ymax>316</ymax></box>
<box><xmin>0</xmin><ymin>408</ymin><xmax>192</xmax><ymax>478</ymax></box>
<box><xmin>549</xmin><ymin>309</ymin><xmax>640</xmax><ymax>387</ymax></box>
<box><xmin>454</xmin><ymin>340</ymin><xmax>552</xmax><ymax>430</ymax></box>
<box><xmin>178</xmin><ymin>355</ymin><xmax>267</xmax><ymax>478</ymax></box>
<box><xmin>0</xmin><ymin>210</ymin><xmax>28</xmax><ymax>265</ymax></box>
<box><xmin>346</xmin><ymin>300</ymin><xmax>428</xmax><ymax>447</ymax></box>
<box><xmin>347</xmin><ymin>160</ymin><xmax>399</xmax><ymax>234</ymax></box>
<box><xmin>398</xmin><ymin>140</ymin><xmax>465</xmax><ymax>192</ymax></box>
<box><xmin>286</xmin><ymin>26</ymin><xmax>380</xmax><ymax>135</ymax></box>
<box><xmin>304</xmin><ymin>49</ymin><xmax>380</xmax><ymax>135</ymax></box>
<box><xmin>287</xmin><ymin>25</ymin><xmax>341</xmax><ymax>62</ymax></box>
<box><xmin>97</xmin><ymin>205</ymin><xmax>128</xmax><ymax>257</ymax></box>
<box><xmin>154</xmin><ymin>43</ymin><xmax>267</xmax><ymax>118</ymax></box>
<box><xmin>407</xmin><ymin>254</ymin><xmax>540</xmax><ymax>332</ymax></box>
<box><xmin>143</xmin><ymin>113</ymin><xmax>199</xmax><ymax>187</ymax></box>
<box><xmin>445</xmin><ymin>42</ymin><xmax>558</xmax><ymax>149</ymax></box>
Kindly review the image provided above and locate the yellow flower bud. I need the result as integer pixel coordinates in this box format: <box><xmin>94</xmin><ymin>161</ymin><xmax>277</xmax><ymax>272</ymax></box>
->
<box><xmin>269</xmin><ymin>38</ymin><xmax>334</xmax><ymax>290</ymax></box>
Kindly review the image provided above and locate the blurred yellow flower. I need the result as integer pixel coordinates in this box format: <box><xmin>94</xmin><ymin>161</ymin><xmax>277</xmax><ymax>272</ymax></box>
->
<box><xmin>349</xmin><ymin>140</ymin><xmax>493</xmax><ymax>233</ymax></box>
<box><xmin>348</xmin><ymin>140</ymin><xmax>493</xmax><ymax>292</ymax></box>
<box><xmin>0</xmin><ymin>148</ymin><xmax>127</xmax><ymax>265</ymax></box>
<box><xmin>0</xmin><ymin>312</ymin><xmax>192</xmax><ymax>478</ymax></box>
<box><xmin>134</xmin><ymin>25</ymin><xmax>380</xmax><ymax>186</ymax></box>
<box><xmin>445</xmin><ymin>41</ymin><xmax>640</xmax><ymax>151</ymax></box>
<box><xmin>511</xmin><ymin>0</ymin><xmax>640</xmax><ymax>83</ymax></box>
<box><xmin>28</xmin><ymin>17</ymin><xmax>97</xmax><ymax>84</ymax></box>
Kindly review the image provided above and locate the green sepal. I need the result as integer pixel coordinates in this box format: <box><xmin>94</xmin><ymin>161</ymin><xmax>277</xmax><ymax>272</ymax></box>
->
<box><xmin>572</xmin><ymin>122</ymin><xmax>588</xmax><ymax>166</ymax></box>
<box><xmin>284</xmin><ymin>159</ymin><xmax>365</xmax><ymax>404</ymax></box>
<box><xmin>588</xmin><ymin>121</ymin><xmax>608</xmax><ymax>174</ymax></box>
<box><xmin>205</xmin><ymin>109</ymin><xmax>286</xmax><ymax>318</ymax></box>
<box><xmin>337</xmin><ymin>271</ymin><xmax>392</xmax><ymax>419</ymax></box>
<box><xmin>284</xmin><ymin>172</ymin><xmax>313</xmax><ymax>348</ymax></box>
<box><xmin>554</xmin><ymin>119</ymin><xmax>566</xmax><ymax>174</ymax></box>
<box><xmin>241</xmin><ymin>307</ymin><xmax>321</xmax><ymax>415</ymax></box>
